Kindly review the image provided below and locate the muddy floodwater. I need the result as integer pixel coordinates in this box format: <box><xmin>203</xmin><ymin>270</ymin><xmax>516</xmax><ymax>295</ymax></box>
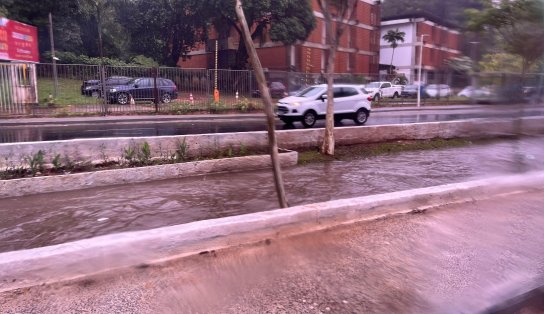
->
<box><xmin>1</xmin><ymin>136</ymin><xmax>543</xmax><ymax>252</ymax></box>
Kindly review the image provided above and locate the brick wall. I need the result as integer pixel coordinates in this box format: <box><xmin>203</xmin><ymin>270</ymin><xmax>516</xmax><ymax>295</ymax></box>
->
<box><xmin>178</xmin><ymin>54</ymin><xmax>208</xmax><ymax>68</ymax></box>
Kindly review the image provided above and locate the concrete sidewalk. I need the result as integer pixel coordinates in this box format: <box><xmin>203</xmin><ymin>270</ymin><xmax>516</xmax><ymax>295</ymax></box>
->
<box><xmin>1</xmin><ymin>188</ymin><xmax>543</xmax><ymax>313</ymax></box>
<box><xmin>0</xmin><ymin>104</ymin><xmax>500</xmax><ymax>127</ymax></box>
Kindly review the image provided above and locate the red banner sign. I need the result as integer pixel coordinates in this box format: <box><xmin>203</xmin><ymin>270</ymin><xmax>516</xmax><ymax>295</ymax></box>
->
<box><xmin>0</xmin><ymin>17</ymin><xmax>39</xmax><ymax>63</ymax></box>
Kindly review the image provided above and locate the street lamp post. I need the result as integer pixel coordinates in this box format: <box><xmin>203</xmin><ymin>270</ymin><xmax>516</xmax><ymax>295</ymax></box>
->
<box><xmin>417</xmin><ymin>34</ymin><xmax>429</xmax><ymax>108</ymax></box>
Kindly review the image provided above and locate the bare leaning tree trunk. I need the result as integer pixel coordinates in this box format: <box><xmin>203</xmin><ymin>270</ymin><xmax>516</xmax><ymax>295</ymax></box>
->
<box><xmin>234</xmin><ymin>0</ymin><xmax>289</xmax><ymax>208</ymax></box>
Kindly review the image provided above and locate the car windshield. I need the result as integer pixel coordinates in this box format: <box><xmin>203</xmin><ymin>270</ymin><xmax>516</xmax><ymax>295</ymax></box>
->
<box><xmin>366</xmin><ymin>82</ymin><xmax>380</xmax><ymax>88</ymax></box>
<box><xmin>296</xmin><ymin>86</ymin><xmax>324</xmax><ymax>98</ymax></box>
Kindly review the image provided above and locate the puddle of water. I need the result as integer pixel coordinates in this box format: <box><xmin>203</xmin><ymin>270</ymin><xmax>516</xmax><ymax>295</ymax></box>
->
<box><xmin>0</xmin><ymin>137</ymin><xmax>543</xmax><ymax>252</ymax></box>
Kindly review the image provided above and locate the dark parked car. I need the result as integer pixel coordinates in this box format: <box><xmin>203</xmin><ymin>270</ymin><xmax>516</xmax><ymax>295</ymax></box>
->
<box><xmin>252</xmin><ymin>81</ymin><xmax>287</xmax><ymax>98</ymax></box>
<box><xmin>81</xmin><ymin>76</ymin><xmax>132</xmax><ymax>96</ymax></box>
<box><xmin>108</xmin><ymin>77</ymin><xmax>178</xmax><ymax>105</ymax></box>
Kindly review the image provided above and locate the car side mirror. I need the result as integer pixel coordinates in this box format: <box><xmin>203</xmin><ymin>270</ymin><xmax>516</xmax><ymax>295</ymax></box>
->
<box><xmin>321</xmin><ymin>95</ymin><xmax>327</xmax><ymax>102</ymax></box>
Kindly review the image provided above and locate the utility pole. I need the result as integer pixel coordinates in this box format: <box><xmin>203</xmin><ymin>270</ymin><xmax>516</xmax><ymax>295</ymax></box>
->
<box><xmin>48</xmin><ymin>13</ymin><xmax>58</xmax><ymax>99</ymax></box>
<box><xmin>97</xmin><ymin>4</ymin><xmax>107</xmax><ymax>114</ymax></box>
<box><xmin>469</xmin><ymin>41</ymin><xmax>480</xmax><ymax>105</ymax></box>
<box><xmin>417</xmin><ymin>34</ymin><xmax>429</xmax><ymax>108</ymax></box>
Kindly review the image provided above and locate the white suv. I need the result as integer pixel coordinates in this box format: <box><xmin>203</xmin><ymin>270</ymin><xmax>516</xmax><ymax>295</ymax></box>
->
<box><xmin>276</xmin><ymin>84</ymin><xmax>372</xmax><ymax>128</ymax></box>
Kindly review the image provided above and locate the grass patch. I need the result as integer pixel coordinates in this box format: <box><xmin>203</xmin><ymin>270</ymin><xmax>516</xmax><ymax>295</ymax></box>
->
<box><xmin>0</xmin><ymin>141</ymin><xmax>269</xmax><ymax>180</ymax></box>
<box><xmin>297</xmin><ymin>138</ymin><xmax>474</xmax><ymax>165</ymax></box>
<box><xmin>37</xmin><ymin>78</ymin><xmax>98</xmax><ymax>106</ymax></box>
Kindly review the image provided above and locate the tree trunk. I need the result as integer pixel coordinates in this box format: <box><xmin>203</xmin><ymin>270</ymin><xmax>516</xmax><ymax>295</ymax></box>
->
<box><xmin>321</xmin><ymin>46</ymin><xmax>336</xmax><ymax>156</ymax></box>
<box><xmin>234</xmin><ymin>34</ymin><xmax>249</xmax><ymax>69</ymax></box>
<box><xmin>390</xmin><ymin>48</ymin><xmax>395</xmax><ymax>74</ymax></box>
<box><xmin>234</xmin><ymin>0</ymin><xmax>289</xmax><ymax>208</ymax></box>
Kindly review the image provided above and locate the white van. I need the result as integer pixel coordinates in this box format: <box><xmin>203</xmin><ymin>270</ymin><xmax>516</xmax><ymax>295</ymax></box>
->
<box><xmin>275</xmin><ymin>84</ymin><xmax>372</xmax><ymax>128</ymax></box>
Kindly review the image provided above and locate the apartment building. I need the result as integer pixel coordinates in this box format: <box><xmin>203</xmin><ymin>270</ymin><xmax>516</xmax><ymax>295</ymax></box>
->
<box><xmin>379</xmin><ymin>13</ymin><xmax>462</xmax><ymax>83</ymax></box>
<box><xmin>178</xmin><ymin>0</ymin><xmax>382</xmax><ymax>75</ymax></box>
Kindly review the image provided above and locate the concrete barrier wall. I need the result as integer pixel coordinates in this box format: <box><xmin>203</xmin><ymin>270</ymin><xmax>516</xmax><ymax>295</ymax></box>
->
<box><xmin>1</xmin><ymin>117</ymin><xmax>543</xmax><ymax>169</ymax></box>
<box><xmin>1</xmin><ymin>171</ymin><xmax>543</xmax><ymax>293</ymax></box>
<box><xmin>0</xmin><ymin>151</ymin><xmax>298</xmax><ymax>198</ymax></box>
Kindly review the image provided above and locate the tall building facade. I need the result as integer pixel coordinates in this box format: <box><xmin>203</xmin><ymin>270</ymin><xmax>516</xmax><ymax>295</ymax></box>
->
<box><xmin>179</xmin><ymin>0</ymin><xmax>381</xmax><ymax>75</ymax></box>
<box><xmin>379</xmin><ymin>13</ymin><xmax>462</xmax><ymax>83</ymax></box>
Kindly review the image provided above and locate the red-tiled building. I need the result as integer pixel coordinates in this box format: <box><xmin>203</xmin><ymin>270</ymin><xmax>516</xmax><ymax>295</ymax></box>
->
<box><xmin>179</xmin><ymin>0</ymin><xmax>382</xmax><ymax>75</ymax></box>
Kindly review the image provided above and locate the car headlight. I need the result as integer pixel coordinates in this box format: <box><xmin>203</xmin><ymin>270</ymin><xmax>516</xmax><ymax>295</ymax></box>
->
<box><xmin>290</xmin><ymin>102</ymin><xmax>301</xmax><ymax>107</ymax></box>
<box><xmin>109</xmin><ymin>88</ymin><xmax>117</xmax><ymax>93</ymax></box>
<box><xmin>85</xmin><ymin>86</ymin><xmax>94</xmax><ymax>90</ymax></box>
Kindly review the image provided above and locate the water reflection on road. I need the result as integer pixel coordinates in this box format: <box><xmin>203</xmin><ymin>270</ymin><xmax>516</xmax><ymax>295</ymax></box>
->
<box><xmin>2</xmin><ymin>108</ymin><xmax>544</xmax><ymax>143</ymax></box>
<box><xmin>0</xmin><ymin>137</ymin><xmax>543</xmax><ymax>252</ymax></box>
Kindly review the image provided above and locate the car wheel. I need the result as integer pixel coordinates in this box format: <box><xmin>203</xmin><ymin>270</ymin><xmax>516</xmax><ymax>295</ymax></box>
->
<box><xmin>161</xmin><ymin>93</ymin><xmax>172</xmax><ymax>104</ymax></box>
<box><xmin>393</xmin><ymin>92</ymin><xmax>399</xmax><ymax>99</ymax></box>
<box><xmin>117</xmin><ymin>93</ymin><xmax>129</xmax><ymax>105</ymax></box>
<box><xmin>373</xmin><ymin>94</ymin><xmax>380</xmax><ymax>102</ymax></box>
<box><xmin>301</xmin><ymin>110</ymin><xmax>317</xmax><ymax>128</ymax></box>
<box><xmin>353</xmin><ymin>108</ymin><xmax>369</xmax><ymax>125</ymax></box>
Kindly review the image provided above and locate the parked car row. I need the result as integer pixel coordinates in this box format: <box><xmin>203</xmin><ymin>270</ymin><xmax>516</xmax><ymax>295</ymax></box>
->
<box><xmin>457</xmin><ymin>85</ymin><xmax>543</xmax><ymax>104</ymax></box>
<box><xmin>81</xmin><ymin>76</ymin><xmax>132</xmax><ymax>97</ymax></box>
<box><xmin>400</xmin><ymin>84</ymin><xmax>452</xmax><ymax>98</ymax></box>
<box><xmin>81</xmin><ymin>76</ymin><xmax>178</xmax><ymax>104</ymax></box>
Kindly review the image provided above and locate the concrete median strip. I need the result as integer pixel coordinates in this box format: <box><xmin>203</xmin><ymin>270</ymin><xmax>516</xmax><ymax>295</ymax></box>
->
<box><xmin>0</xmin><ymin>150</ymin><xmax>298</xmax><ymax>198</ymax></box>
<box><xmin>0</xmin><ymin>171</ymin><xmax>543</xmax><ymax>293</ymax></box>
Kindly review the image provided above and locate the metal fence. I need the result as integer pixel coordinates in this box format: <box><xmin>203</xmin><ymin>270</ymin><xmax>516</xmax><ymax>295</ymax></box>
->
<box><xmin>0</xmin><ymin>63</ymin><xmax>386</xmax><ymax>117</ymax></box>
<box><xmin>1</xmin><ymin>62</ymin><xmax>542</xmax><ymax>117</ymax></box>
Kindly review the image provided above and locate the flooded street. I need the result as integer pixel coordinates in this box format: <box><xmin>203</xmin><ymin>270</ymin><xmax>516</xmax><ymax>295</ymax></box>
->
<box><xmin>1</xmin><ymin>136</ymin><xmax>543</xmax><ymax>252</ymax></box>
<box><xmin>2</xmin><ymin>106</ymin><xmax>543</xmax><ymax>143</ymax></box>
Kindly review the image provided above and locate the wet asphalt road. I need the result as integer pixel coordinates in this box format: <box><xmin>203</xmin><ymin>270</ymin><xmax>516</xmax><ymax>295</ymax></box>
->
<box><xmin>1</xmin><ymin>190</ymin><xmax>543</xmax><ymax>313</ymax></box>
<box><xmin>1</xmin><ymin>105</ymin><xmax>544</xmax><ymax>143</ymax></box>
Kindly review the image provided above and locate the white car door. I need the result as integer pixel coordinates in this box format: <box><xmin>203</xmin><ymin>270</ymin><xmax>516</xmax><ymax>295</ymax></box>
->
<box><xmin>335</xmin><ymin>87</ymin><xmax>361</xmax><ymax>113</ymax></box>
<box><xmin>381</xmin><ymin>82</ymin><xmax>392</xmax><ymax>97</ymax></box>
<box><xmin>317</xmin><ymin>87</ymin><xmax>342</xmax><ymax>115</ymax></box>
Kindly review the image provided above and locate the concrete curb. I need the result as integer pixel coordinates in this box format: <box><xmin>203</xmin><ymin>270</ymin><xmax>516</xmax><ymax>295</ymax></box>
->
<box><xmin>2</xmin><ymin>117</ymin><xmax>544</xmax><ymax>170</ymax></box>
<box><xmin>1</xmin><ymin>171</ymin><xmax>543</xmax><ymax>293</ymax></box>
<box><xmin>0</xmin><ymin>150</ymin><xmax>298</xmax><ymax>198</ymax></box>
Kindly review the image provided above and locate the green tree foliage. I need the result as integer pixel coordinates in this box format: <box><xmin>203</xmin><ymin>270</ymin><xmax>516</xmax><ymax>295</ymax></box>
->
<box><xmin>191</xmin><ymin>0</ymin><xmax>316</xmax><ymax>69</ymax></box>
<box><xmin>116</xmin><ymin>0</ymin><xmax>209</xmax><ymax>66</ymax></box>
<box><xmin>3</xmin><ymin>0</ymin><xmax>314</xmax><ymax>68</ymax></box>
<box><xmin>77</xmin><ymin>0</ymin><xmax>130</xmax><ymax>60</ymax></box>
<box><xmin>466</xmin><ymin>0</ymin><xmax>544</xmax><ymax>78</ymax></box>
<box><xmin>382</xmin><ymin>28</ymin><xmax>405</xmax><ymax>74</ymax></box>
<box><xmin>381</xmin><ymin>0</ymin><xmax>483</xmax><ymax>26</ymax></box>
<box><xmin>2</xmin><ymin>0</ymin><xmax>86</xmax><ymax>56</ymax></box>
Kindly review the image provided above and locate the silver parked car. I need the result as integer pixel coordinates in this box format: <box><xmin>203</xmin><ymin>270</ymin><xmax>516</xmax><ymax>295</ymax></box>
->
<box><xmin>425</xmin><ymin>84</ymin><xmax>452</xmax><ymax>98</ymax></box>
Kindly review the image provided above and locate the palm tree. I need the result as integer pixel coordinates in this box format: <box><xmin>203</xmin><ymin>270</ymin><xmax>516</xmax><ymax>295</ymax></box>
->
<box><xmin>382</xmin><ymin>28</ymin><xmax>406</xmax><ymax>74</ymax></box>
